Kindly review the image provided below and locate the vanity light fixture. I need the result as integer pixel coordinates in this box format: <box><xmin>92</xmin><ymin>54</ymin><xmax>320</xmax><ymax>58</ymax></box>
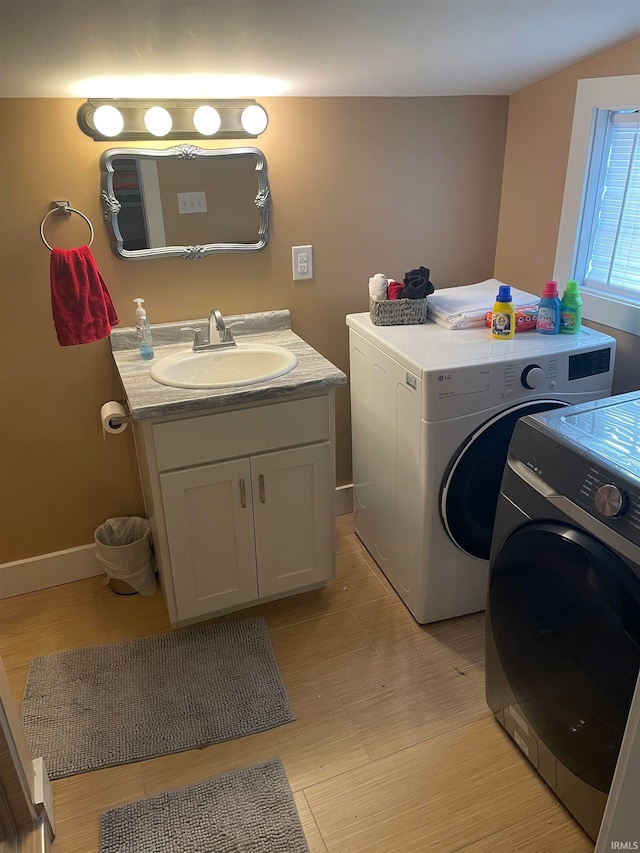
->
<box><xmin>193</xmin><ymin>105</ymin><xmax>221</xmax><ymax>136</ymax></box>
<box><xmin>241</xmin><ymin>104</ymin><xmax>269</xmax><ymax>135</ymax></box>
<box><xmin>78</xmin><ymin>99</ymin><xmax>269</xmax><ymax>141</ymax></box>
<box><xmin>144</xmin><ymin>106</ymin><xmax>173</xmax><ymax>137</ymax></box>
<box><xmin>93</xmin><ymin>104</ymin><xmax>125</xmax><ymax>137</ymax></box>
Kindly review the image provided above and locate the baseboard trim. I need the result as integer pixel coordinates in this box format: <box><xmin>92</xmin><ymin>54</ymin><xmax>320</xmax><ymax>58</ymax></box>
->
<box><xmin>0</xmin><ymin>544</ymin><xmax>101</xmax><ymax>600</ymax></box>
<box><xmin>1</xmin><ymin>485</ymin><xmax>355</xmax><ymax>600</ymax></box>
<box><xmin>335</xmin><ymin>484</ymin><xmax>353</xmax><ymax>516</ymax></box>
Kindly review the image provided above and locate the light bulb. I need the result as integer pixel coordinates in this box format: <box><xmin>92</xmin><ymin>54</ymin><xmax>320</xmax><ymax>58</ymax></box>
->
<box><xmin>240</xmin><ymin>105</ymin><xmax>268</xmax><ymax>135</ymax></box>
<box><xmin>93</xmin><ymin>105</ymin><xmax>124</xmax><ymax>137</ymax></box>
<box><xmin>193</xmin><ymin>105</ymin><xmax>221</xmax><ymax>136</ymax></box>
<box><xmin>144</xmin><ymin>106</ymin><xmax>172</xmax><ymax>137</ymax></box>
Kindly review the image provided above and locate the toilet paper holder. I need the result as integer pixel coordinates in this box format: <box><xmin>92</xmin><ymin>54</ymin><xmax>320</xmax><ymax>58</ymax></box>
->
<box><xmin>109</xmin><ymin>411</ymin><xmax>132</xmax><ymax>427</ymax></box>
<box><xmin>101</xmin><ymin>400</ymin><xmax>132</xmax><ymax>434</ymax></box>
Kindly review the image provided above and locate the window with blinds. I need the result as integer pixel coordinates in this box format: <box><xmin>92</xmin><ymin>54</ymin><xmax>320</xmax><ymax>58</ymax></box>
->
<box><xmin>574</xmin><ymin>110</ymin><xmax>640</xmax><ymax>305</ymax></box>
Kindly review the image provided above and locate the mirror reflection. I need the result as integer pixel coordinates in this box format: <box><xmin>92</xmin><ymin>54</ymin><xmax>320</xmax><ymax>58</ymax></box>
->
<box><xmin>100</xmin><ymin>145</ymin><xmax>270</xmax><ymax>260</ymax></box>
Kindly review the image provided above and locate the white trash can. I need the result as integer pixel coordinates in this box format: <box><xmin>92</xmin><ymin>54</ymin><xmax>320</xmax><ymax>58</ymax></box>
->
<box><xmin>94</xmin><ymin>517</ymin><xmax>157</xmax><ymax>596</ymax></box>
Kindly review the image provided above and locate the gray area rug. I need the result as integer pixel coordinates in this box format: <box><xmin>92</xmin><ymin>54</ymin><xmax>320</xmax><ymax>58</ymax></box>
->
<box><xmin>100</xmin><ymin>759</ymin><xmax>310</xmax><ymax>853</ymax></box>
<box><xmin>21</xmin><ymin>618</ymin><xmax>294</xmax><ymax>780</ymax></box>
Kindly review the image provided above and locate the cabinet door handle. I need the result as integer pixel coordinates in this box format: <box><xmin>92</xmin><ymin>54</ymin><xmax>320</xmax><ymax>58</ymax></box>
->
<box><xmin>239</xmin><ymin>478</ymin><xmax>247</xmax><ymax>508</ymax></box>
<box><xmin>259</xmin><ymin>474</ymin><xmax>266</xmax><ymax>503</ymax></box>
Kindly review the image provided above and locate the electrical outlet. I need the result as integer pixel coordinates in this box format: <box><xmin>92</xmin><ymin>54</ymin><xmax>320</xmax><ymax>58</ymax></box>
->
<box><xmin>292</xmin><ymin>245</ymin><xmax>313</xmax><ymax>281</ymax></box>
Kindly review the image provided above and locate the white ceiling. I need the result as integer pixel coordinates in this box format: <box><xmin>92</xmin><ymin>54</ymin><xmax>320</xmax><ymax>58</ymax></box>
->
<box><xmin>1</xmin><ymin>0</ymin><xmax>639</xmax><ymax>98</ymax></box>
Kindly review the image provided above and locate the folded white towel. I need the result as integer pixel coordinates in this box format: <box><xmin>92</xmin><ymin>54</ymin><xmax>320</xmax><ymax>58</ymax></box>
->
<box><xmin>368</xmin><ymin>273</ymin><xmax>388</xmax><ymax>302</ymax></box>
<box><xmin>427</xmin><ymin>279</ymin><xmax>539</xmax><ymax>329</ymax></box>
<box><xmin>428</xmin><ymin>312</ymin><xmax>488</xmax><ymax>330</ymax></box>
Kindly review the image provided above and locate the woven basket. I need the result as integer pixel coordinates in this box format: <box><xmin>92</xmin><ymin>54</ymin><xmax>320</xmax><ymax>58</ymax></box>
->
<box><xmin>369</xmin><ymin>297</ymin><xmax>428</xmax><ymax>326</ymax></box>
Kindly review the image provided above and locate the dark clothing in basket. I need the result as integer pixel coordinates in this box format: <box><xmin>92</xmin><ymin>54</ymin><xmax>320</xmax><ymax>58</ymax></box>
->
<box><xmin>401</xmin><ymin>266</ymin><xmax>435</xmax><ymax>300</ymax></box>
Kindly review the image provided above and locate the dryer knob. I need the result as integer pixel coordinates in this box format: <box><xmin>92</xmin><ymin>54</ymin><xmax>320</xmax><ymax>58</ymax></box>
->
<box><xmin>521</xmin><ymin>365</ymin><xmax>544</xmax><ymax>390</ymax></box>
<box><xmin>595</xmin><ymin>484</ymin><xmax>625</xmax><ymax>517</ymax></box>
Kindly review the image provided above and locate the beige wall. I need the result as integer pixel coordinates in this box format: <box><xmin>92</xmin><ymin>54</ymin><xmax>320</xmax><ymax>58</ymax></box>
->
<box><xmin>157</xmin><ymin>157</ymin><xmax>259</xmax><ymax>245</ymax></box>
<box><xmin>495</xmin><ymin>37</ymin><xmax>640</xmax><ymax>394</ymax></box>
<box><xmin>0</xmin><ymin>95</ymin><xmax>509</xmax><ymax>562</ymax></box>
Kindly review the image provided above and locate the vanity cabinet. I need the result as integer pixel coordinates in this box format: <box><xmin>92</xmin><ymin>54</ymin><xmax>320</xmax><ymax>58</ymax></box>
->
<box><xmin>160</xmin><ymin>443</ymin><xmax>332</xmax><ymax>620</ymax></box>
<box><xmin>134</xmin><ymin>392</ymin><xmax>336</xmax><ymax>626</ymax></box>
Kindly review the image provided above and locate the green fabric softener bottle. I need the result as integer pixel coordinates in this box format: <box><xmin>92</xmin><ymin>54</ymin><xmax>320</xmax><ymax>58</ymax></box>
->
<box><xmin>560</xmin><ymin>280</ymin><xmax>582</xmax><ymax>334</ymax></box>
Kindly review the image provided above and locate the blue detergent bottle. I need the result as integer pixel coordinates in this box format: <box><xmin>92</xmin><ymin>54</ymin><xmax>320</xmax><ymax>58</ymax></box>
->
<box><xmin>537</xmin><ymin>280</ymin><xmax>561</xmax><ymax>334</ymax></box>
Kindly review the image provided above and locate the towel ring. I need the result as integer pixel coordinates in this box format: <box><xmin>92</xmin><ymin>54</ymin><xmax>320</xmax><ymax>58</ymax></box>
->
<box><xmin>40</xmin><ymin>201</ymin><xmax>94</xmax><ymax>251</ymax></box>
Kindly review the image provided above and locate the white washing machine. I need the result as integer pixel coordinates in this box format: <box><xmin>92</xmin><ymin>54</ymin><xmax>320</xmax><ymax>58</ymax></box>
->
<box><xmin>346</xmin><ymin>313</ymin><xmax>616</xmax><ymax>623</ymax></box>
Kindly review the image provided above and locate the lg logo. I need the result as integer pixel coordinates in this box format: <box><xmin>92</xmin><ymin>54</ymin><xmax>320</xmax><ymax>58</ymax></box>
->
<box><xmin>438</xmin><ymin>374</ymin><xmax>452</xmax><ymax>382</ymax></box>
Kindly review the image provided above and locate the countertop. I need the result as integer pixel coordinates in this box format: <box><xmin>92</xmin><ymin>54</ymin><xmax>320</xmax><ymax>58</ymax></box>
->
<box><xmin>110</xmin><ymin>309</ymin><xmax>347</xmax><ymax>420</ymax></box>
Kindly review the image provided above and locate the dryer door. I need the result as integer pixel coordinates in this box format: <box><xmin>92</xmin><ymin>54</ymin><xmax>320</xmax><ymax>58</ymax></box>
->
<box><xmin>441</xmin><ymin>400</ymin><xmax>565</xmax><ymax>559</ymax></box>
<box><xmin>489</xmin><ymin>521</ymin><xmax>640</xmax><ymax>793</ymax></box>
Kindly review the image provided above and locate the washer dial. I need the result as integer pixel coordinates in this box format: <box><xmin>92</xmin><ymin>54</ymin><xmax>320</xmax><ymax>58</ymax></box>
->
<box><xmin>521</xmin><ymin>364</ymin><xmax>544</xmax><ymax>390</ymax></box>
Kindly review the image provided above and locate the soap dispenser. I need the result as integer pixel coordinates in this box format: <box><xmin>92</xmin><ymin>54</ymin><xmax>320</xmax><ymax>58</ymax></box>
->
<box><xmin>133</xmin><ymin>298</ymin><xmax>154</xmax><ymax>360</ymax></box>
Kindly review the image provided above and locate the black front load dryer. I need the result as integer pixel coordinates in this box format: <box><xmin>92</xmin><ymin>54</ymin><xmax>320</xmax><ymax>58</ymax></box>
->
<box><xmin>486</xmin><ymin>392</ymin><xmax>640</xmax><ymax>841</ymax></box>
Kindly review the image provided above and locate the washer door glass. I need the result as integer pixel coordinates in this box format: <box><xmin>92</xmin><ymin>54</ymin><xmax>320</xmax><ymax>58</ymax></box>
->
<box><xmin>441</xmin><ymin>400</ymin><xmax>565</xmax><ymax>559</ymax></box>
<box><xmin>489</xmin><ymin>522</ymin><xmax>640</xmax><ymax>792</ymax></box>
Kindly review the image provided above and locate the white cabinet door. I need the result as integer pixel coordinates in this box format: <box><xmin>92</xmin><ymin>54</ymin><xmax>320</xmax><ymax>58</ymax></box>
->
<box><xmin>160</xmin><ymin>458</ymin><xmax>259</xmax><ymax>620</ymax></box>
<box><xmin>251</xmin><ymin>442</ymin><xmax>334</xmax><ymax>597</ymax></box>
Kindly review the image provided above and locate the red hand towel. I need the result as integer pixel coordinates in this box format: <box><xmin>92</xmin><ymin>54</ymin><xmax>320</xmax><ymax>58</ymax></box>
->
<box><xmin>50</xmin><ymin>246</ymin><xmax>119</xmax><ymax>346</ymax></box>
<box><xmin>387</xmin><ymin>281</ymin><xmax>404</xmax><ymax>300</ymax></box>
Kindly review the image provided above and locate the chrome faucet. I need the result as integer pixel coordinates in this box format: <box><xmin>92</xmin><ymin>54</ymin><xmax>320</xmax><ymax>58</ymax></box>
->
<box><xmin>210</xmin><ymin>309</ymin><xmax>232</xmax><ymax>345</ymax></box>
<box><xmin>181</xmin><ymin>309</ymin><xmax>239</xmax><ymax>352</ymax></box>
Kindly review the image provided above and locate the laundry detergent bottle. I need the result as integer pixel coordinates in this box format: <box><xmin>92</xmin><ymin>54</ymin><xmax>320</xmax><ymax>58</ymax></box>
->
<box><xmin>491</xmin><ymin>285</ymin><xmax>515</xmax><ymax>339</ymax></box>
<box><xmin>560</xmin><ymin>280</ymin><xmax>583</xmax><ymax>334</ymax></box>
<box><xmin>536</xmin><ymin>280</ymin><xmax>561</xmax><ymax>334</ymax></box>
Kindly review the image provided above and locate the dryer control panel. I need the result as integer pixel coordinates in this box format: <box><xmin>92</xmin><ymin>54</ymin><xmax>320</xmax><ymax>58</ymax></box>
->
<box><xmin>509</xmin><ymin>419</ymin><xmax>640</xmax><ymax>548</ymax></box>
<box><xmin>580</xmin><ymin>469</ymin><xmax>640</xmax><ymax>537</ymax></box>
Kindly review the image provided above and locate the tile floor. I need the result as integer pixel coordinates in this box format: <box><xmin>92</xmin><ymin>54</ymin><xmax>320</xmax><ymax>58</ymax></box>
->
<box><xmin>0</xmin><ymin>515</ymin><xmax>594</xmax><ymax>852</ymax></box>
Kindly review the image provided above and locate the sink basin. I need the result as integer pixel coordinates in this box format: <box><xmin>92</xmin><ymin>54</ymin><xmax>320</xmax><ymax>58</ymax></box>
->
<box><xmin>150</xmin><ymin>343</ymin><xmax>298</xmax><ymax>389</ymax></box>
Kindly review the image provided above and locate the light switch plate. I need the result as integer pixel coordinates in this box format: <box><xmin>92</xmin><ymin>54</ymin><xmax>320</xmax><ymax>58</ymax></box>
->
<box><xmin>177</xmin><ymin>191</ymin><xmax>207</xmax><ymax>214</ymax></box>
<box><xmin>292</xmin><ymin>245</ymin><xmax>313</xmax><ymax>280</ymax></box>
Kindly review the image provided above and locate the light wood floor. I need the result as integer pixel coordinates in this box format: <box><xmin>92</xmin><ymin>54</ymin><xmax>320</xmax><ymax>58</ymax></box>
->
<box><xmin>0</xmin><ymin>515</ymin><xmax>594</xmax><ymax>853</ymax></box>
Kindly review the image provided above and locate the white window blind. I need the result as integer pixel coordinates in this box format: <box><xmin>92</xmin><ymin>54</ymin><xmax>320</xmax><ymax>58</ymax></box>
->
<box><xmin>581</xmin><ymin>111</ymin><xmax>640</xmax><ymax>300</ymax></box>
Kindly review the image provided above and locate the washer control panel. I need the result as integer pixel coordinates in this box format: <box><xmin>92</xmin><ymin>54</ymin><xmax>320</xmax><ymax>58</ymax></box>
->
<box><xmin>501</xmin><ymin>347</ymin><xmax>613</xmax><ymax>401</ymax></box>
<box><xmin>504</xmin><ymin>358</ymin><xmax>559</xmax><ymax>397</ymax></box>
<box><xmin>422</xmin><ymin>344</ymin><xmax>614</xmax><ymax>422</ymax></box>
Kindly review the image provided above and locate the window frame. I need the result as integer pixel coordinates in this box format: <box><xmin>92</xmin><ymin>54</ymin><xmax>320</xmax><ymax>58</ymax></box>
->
<box><xmin>553</xmin><ymin>75</ymin><xmax>640</xmax><ymax>337</ymax></box>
